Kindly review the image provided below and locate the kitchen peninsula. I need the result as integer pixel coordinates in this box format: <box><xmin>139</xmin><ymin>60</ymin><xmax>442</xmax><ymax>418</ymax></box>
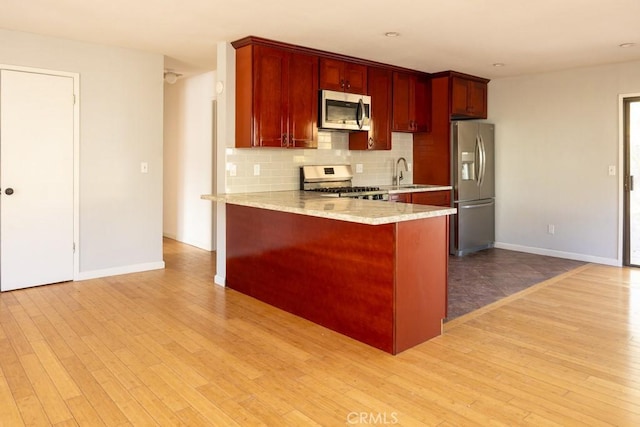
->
<box><xmin>202</xmin><ymin>190</ymin><xmax>455</xmax><ymax>354</ymax></box>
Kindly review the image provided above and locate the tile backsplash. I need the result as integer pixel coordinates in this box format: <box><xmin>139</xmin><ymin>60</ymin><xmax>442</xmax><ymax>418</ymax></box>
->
<box><xmin>225</xmin><ymin>132</ymin><xmax>414</xmax><ymax>193</ymax></box>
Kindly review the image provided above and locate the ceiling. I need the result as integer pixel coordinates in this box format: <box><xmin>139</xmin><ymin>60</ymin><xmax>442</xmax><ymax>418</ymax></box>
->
<box><xmin>2</xmin><ymin>0</ymin><xmax>640</xmax><ymax>79</ymax></box>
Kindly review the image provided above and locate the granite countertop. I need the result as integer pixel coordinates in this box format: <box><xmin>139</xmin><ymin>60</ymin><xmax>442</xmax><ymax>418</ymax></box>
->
<box><xmin>381</xmin><ymin>184</ymin><xmax>452</xmax><ymax>194</ymax></box>
<box><xmin>202</xmin><ymin>190</ymin><xmax>456</xmax><ymax>226</ymax></box>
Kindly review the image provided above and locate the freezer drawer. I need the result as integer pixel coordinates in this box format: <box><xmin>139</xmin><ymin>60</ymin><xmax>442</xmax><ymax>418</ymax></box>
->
<box><xmin>451</xmin><ymin>199</ymin><xmax>495</xmax><ymax>256</ymax></box>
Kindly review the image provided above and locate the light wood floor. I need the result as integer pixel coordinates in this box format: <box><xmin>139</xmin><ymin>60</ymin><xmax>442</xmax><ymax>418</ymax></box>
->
<box><xmin>1</xmin><ymin>239</ymin><xmax>639</xmax><ymax>426</ymax></box>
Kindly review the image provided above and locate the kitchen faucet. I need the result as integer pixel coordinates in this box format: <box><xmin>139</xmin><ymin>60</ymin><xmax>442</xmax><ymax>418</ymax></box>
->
<box><xmin>393</xmin><ymin>157</ymin><xmax>408</xmax><ymax>186</ymax></box>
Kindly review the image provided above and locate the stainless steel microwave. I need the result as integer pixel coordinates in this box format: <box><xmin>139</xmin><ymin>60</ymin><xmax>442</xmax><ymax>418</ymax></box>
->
<box><xmin>319</xmin><ymin>90</ymin><xmax>371</xmax><ymax>131</ymax></box>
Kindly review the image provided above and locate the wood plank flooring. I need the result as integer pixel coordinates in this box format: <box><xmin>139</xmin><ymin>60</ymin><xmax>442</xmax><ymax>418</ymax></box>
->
<box><xmin>1</xmin><ymin>238</ymin><xmax>639</xmax><ymax>425</ymax></box>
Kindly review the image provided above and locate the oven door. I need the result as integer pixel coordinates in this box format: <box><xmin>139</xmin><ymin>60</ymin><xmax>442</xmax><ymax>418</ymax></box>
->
<box><xmin>320</xmin><ymin>90</ymin><xmax>371</xmax><ymax>131</ymax></box>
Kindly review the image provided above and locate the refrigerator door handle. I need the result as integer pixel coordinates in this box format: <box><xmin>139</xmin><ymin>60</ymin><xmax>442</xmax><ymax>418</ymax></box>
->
<box><xmin>459</xmin><ymin>201</ymin><xmax>494</xmax><ymax>209</ymax></box>
<box><xmin>477</xmin><ymin>134</ymin><xmax>485</xmax><ymax>187</ymax></box>
<box><xmin>474</xmin><ymin>136</ymin><xmax>481</xmax><ymax>184</ymax></box>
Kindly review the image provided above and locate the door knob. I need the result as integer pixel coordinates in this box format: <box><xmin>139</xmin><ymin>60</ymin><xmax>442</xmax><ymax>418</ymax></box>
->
<box><xmin>5</xmin><ymin>188</ymin><xmax>14</xmax><ymax>195</ymax></box>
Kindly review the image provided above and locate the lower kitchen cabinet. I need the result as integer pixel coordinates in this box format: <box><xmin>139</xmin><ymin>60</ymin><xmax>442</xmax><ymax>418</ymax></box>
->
<box><xmin>389</xmin><ymin>190</ymin><xmax>451</xmax><ymax>207</ymax></box>
<box><xmin>388</xmin><ymin>193</ymin><xmax>411</xmax><ymax>203</ymax></box>
<box><xmin>411</xmin><ymin>190</ymin><xmax>451</xmax><ymax>207</ymax></box>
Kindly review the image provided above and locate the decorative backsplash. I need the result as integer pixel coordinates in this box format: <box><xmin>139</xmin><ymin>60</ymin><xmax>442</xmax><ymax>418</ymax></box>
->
<box><xmin>225</xmin><ymin>132</ymin><xmax>414</xmax><ymax>193</ymax></box>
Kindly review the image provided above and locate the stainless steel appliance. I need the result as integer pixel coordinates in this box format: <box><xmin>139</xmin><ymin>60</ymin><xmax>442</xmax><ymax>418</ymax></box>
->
<box><xmin>319</xmin><ymin>90</ymin><xmax>371</xmax><ymax>131</ymax></box>
<box><xmin>300</xmin><ymin>164</ymin><xmax>388</xmax><ymax>200</ymax></box>
<box><xmin>451</xmin><ymin>122</ymin><xmax>495</xmax><ymax>256</ymax></box>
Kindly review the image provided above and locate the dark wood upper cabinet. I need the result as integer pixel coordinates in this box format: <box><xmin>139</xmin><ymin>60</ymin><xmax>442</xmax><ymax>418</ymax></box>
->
<box><xmin>319</xmin><ymin>58</ymin><xmax>367</xmax><ymax>94</ymax></box>
<box><xmin>392</xmin><ymin>72</ymin><xmax>430</xmax><ymax>133</ymax></box>
<box><xmin>234</xmin><ymin>39</ymin><xmax>318</xmax><ymax>148</ymax></box>
<box><xmin>349</xmin><ymin>67</ymin><xmax>392</xmax><ymax>150</ymax></box>
<box><xmin>450</xmin><ymin>75</ymin><xmax>488</xmax><ymax>119</ymax></box>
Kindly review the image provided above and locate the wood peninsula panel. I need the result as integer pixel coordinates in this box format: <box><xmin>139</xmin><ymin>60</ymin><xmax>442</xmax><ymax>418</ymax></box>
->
<box><xmin>225</xmin><ymin>204</ymin><xmax>449</xmax><ymax>354</ymax></box>
<box><xmin>226</xmin><ymin>204</ymin><xmax>395</xmax><ymax>353</ymax></box>
<box><xmin>395</xmin><ymin>216</ymin><xmax>447</xmax><ymax>352</ymax></box>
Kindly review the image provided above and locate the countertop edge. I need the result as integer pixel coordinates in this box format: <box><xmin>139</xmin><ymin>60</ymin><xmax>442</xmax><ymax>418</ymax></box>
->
<box><xmin>202</xmin><ymin>192</ymin><xmax>456</xmax><ymax>226</ymax></box>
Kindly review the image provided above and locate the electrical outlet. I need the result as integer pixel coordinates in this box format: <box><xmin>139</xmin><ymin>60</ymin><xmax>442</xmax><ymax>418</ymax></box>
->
<box><xmin>355</xmin><ymin>164</ymin><xmax>363</xmax><ymax>173</ymax></box>
<box><xmin>548</xmin><ymin>224</ymin><xmax>555</xmax><ymax>235</ymax></box>
<box><xmin>229</xmin><ymin>164</ymin><xmax>237</xmax><ymax>177</ymax></box>
<box><xmin>253</xmin><ymin>164</ymin><xmax>260</xmax><ymax>176</ymax></box>
<box><xmin>608</xmin><ymin>165</ymin><xmax>616</xmax><ymax>176</ymax></box>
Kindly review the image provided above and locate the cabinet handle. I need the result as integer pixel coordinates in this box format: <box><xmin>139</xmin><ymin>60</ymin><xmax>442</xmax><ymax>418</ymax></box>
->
<box><xmin>346</xmin><ymin>81</ymin><xmax>351</xmax><ymax>89</ymax></box>
<box><xmin>282</xmin><ymin>133</ymin><xmax>288</xmax><ymax>146</ymax></box>
<box><xmin>340</xmin><ymin>79</ymin><xmax>345</xmax><ymax>88</ymax></box>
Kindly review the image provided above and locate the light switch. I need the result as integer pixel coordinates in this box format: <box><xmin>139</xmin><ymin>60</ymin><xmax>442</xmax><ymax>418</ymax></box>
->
<box><xmin>140</xmin><ymin>162</ymin><xmax>148</xmax><ymax>173</ymax></box>
<box><xmin>608</xmin><ymin>165</ymin><xmax>616</xmax><ymax>176</ymax></box>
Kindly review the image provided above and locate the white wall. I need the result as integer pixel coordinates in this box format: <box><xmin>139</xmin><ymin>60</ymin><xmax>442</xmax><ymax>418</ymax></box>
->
<box><xmin>163</xmin><ymin>72</ymin><xmax>216</xmax><ymax>250</ymax></box>
<box><xmin>490</xmin><ymin>60</ymin><xmax>640</xmax><ymax>265</ymax></box>
<box><xmin>0</xmin><ymin>29</ymin><xmax>164</xmax><ymax>278</ymax></box>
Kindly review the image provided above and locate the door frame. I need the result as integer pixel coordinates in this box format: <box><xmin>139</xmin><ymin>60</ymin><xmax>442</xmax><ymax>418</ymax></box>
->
<box><xmin>1</xmin><ymin>64</ymin><xmax>80</xmax><ymax>280</ymax></box>
<box><xmin>620</xmin><ymin>93</ymin><xmax>640</xmax><ymax>266</ymax></box>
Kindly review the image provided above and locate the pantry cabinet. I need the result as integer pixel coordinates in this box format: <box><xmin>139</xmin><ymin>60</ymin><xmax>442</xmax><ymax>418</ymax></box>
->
<box><xmin>392</xmin><ymin>72</ymin><xmax>430</xmax><ymax>132</ymax></box>
<box><xmin>319</xmin><ymin>58</ymin><xmax>367</xmax><ymax>94</ymax></box>
<box><xmin>234</xmin><ymin>39</ymin><xmax>318</xmax><ymax>148</ymax></box>
<box><xmin>349</xmin><ymin>67</ymin><xmax>392</xmax><ymax>150</ymax></box>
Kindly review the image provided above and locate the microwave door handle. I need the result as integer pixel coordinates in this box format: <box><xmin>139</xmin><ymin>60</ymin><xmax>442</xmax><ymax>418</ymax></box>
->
<box><xmin>356</xmin><ymin>99</ymin><xmax>365</xmax><ymax>129</ymax></box>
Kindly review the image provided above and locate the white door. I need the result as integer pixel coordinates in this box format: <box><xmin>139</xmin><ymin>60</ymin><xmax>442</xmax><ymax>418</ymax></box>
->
<box><xmin>0</xmin><ymin>69</ymin><xmax>75</xmax><ymax>291</ymax></box>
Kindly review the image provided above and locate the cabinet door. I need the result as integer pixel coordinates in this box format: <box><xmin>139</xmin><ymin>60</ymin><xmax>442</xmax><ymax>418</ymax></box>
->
<box><xmin>467</xmin><ymin>80</ymin><xmax>487</xmax><ymax>118</ymax></box>
<box><xmin>451</xmin><ymin>76</ymin><xmax>487</xmax><ymax>119</ymax></box>
<box><xmin>413</xmin><ymin>76</ymin><xmax>430</xmax><ymax>132</ymax></box>
<box><xmin>343</xmin><ymin>62</ymin><xmax>367</xmax><ymax>94</ymax></box>
<box><xmin>288</xmin><ymin>52</ymin><xmax>318</xmax><ymax>148</ymax></box>
<box><xmin>319</xmin><ymin>58</ymin><xmax>367</xmax><ymax>93</ymax></box>
<box><xmin>392</xmin><ymin>72</ymin><xmax>412</xmax><ymax>132</ymax></box>
<box><xmin>411</xmin><ymin>190</ymin><xmax>451</xmax><ymax>207</ymax></box>
<box><xmin>349</xmin><ymin>67</ymin><xmax>391</xmax><ymax>150</ymax></box>
<box><xmin>254</xmin><ymin>46</ymin><xmax>288</xmax><ymax>147</ymax></box>
<box><xmin>388</xmin><ymin>193</ymin><xmax>411</xmax><ymax>203</ymax></box>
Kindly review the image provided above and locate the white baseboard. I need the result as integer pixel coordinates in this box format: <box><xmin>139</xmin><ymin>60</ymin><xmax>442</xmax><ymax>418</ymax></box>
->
<box><xmin>494</xmin><ymin>242</ymin><xmax>621</xmax><ymax>266</ymax></box>
<box><xmin>76</xmin><ymin>261</ymin><xmax>166</xmax><ymax>281</ymax></box>
<box><xmin>214</xmin><ymin>274</ymin><xmax>226</xmax><ymax>287</ymax></box>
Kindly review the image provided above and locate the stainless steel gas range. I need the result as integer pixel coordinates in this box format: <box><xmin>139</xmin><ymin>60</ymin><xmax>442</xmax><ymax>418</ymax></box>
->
<box><xmin>300</xmin><ymin>165</ymin><xmax>389</xmax><ymax>201</ymax></box>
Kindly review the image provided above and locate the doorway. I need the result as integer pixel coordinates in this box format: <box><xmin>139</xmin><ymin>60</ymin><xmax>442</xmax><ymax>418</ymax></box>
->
<box><xmin>0</xmin><ymin>67</ymin><xmax>79</xmax><ymax>291</ymax></box>
<box><xmin>623</xmin><ymin>96</ymin><xmax>640</xmax><ymax>266</ymax></box>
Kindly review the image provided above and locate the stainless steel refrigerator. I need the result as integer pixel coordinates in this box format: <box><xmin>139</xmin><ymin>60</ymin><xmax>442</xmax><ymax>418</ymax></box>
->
<box><xmin>450</xmin><ymin>121</ymin><xmax>495</xmax><ymax>256</ymax></box>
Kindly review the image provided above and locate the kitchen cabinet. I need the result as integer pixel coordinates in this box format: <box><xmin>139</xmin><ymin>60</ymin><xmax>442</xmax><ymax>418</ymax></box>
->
<box><xmin>392</xmin><ymin>72</ymin><xmax>430</xmax><ymax>132</ymax></box>
<box><xmin>388</xmin><ymin>190</ymin><xmax>451</xmax><ymax>206</ymax></box>
<box><xmin>451</xmin><ymin>75</ymin><xmax>488</xmax><ymax>119</ymax></box>
<box><xmin>388</xmin><ymin>193</ymin><xmax>411</xmax><ymax>203</ymax></box>
<box><xmin>319</xmin><ymin>58</ymin><xmax>367</xmax><ymax>94</ymax></box>
<box><xmin>411</xmin><ymin>190</ymin><xmax>451</xmax><ymax>207</ymax></box>
<box><xmin>349</xmin><ymin>67</ymin><xmax>392</xmax><ymax>150</ymax></box>
<box><xmin>234</xmin><ymin>40</ymin><xmax>318</xmax><ymax>148</ymax></box>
